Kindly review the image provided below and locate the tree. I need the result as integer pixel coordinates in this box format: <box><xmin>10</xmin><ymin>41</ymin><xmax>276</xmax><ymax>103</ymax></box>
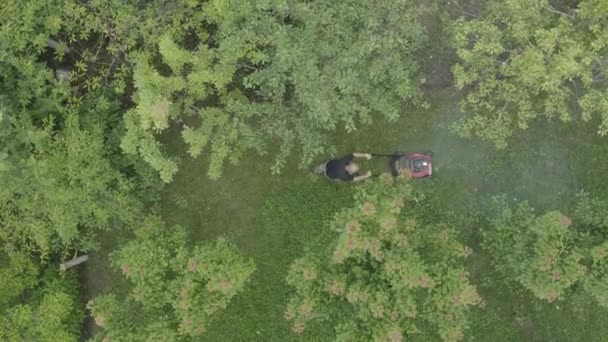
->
<box><xmin>584</xmin><ymin>241</ymin><xmax>608</xmax><ymax>307</ymax></box>
<box><xmin>0</xmin><ymin>2</ymin><xmax>170</xmax><ymax>339</ymax></box>
<box><xmin>484</xmin><ymin>194</ymin><xmax>608</xmax><ymax>307</ymax></box>
<box><xmin>450</xmin><ymin>0</ymin><xmax>608</xmax><ymax>148</ymax></box>
<box><xmin>573</xmin><ymin>192</ymin><xmax>608</xmax><ymax>307</ymax></box>
<box><xmin>0</xmin><ymin>0</ymin><xmax>165</xmax><ymax>260</ymax></box>
<box><xmin>122</xmin><ymin>0</ymin><xmax>427</xmax><ymax>180</ymax></box>
<box><xmin>573</xmin><ymin>191</ymin><xmax>608</xmax><ymax>234</ymax></box>
<box><xmin>0</xmin><ymin>252</ymin><xmax>39</xmax><ymax>308</ymax></box>
<box><xmin>0</xmin><ymin>0</ymin><xmax>216</xmax><ymax>184</ymax></box>
<box><xmin>0</xmin><ymin>266</ymin><xmax>83</xmax><ymax>342</ymax></box>
<box><xmin>285</xmin><ymin>176</ymin><xmax>482</xmax><ymax>341</ymax></box>
<box><xmin>88</xmin><ymin>215</ymin><xmax>255</xmax><ymax>340</ymax></box>
<box><xmin>2</xmin><ymin>0</ymin><xmax>427</xmax><ymax>182</ymax></box>
<box><xmin>0</xmin><ymin>111</ymin><xmax>142</xmax><ymax>260</ymax></box>
<box><xmin>0</xmin><ymin>0</ymin><xmax>199</xmax><ymax>110</ymax></box>
<box><xmin>483</xmin><ymin>198</ymin><xmax>585</xmax><ymax>302</ymax></box>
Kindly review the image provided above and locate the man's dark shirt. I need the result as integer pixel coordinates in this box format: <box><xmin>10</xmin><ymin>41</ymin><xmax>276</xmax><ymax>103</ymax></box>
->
<box><xmin>325</xmin><ymin>154</ymin><xmax>357</xmax><ymax>181</ymax></box>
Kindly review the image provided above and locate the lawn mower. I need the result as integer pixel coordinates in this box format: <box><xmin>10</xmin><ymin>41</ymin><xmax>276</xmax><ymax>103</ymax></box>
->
<box><xmin>372</xmin><ymin>152</ymin><xmax>433</xmax><ymax>178</ymax></box>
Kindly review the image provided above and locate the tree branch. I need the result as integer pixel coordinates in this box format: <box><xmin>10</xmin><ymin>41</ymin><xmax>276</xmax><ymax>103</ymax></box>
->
<box><xmin>544</xmin><ymin>5</ymin><xmax>575</xmax><ymax>19</ymax></box>
<box><xmin>237</xmin><ymin>63</ymin><xmax>257</xmax><ymax>71</ymax></box>
<box><xmin>448</xmin><ymin>0</ymin><xmax>480</xmax><ymax>18</ymax></box>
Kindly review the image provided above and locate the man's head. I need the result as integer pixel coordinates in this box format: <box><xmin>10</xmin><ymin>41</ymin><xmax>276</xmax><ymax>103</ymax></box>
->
<box><xmin>345</xmin><ymin>162</ymin><xmax>359</xmax><ymax>175</ymax></box>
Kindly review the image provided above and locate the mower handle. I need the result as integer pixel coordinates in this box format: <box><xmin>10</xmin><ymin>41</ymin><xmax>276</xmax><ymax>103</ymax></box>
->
<box><xmin>370</xmin><ymin>153</ymin><xmax>401</xmax><ymax>157</ymax></box>
<box><xmin>371</xmin><ymin>151</ymin><xmax>434</xmax><ymax>157</ymax></box>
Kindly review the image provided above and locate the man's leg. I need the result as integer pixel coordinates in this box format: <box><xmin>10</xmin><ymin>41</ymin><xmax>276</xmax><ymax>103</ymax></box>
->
<box><xmin>314</xmin><ymin>162</ymin><xmax>328</xmax><ymax>174</ymax></box>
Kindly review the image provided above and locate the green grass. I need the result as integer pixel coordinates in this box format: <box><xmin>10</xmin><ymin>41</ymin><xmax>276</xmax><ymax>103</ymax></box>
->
<box><xmin>201</xmin><ymin>184</ymin><xmax>352</xmax><ymax>341</ymax></box>
<box><xmin>82</xmin><ymin>87</ymin><xmax>608</xmax><ymax>340</ymax></box>
<box><xmin>155</xmin><ymin>90</ymin><xmax>461</xmax><ymax>341</ymax></box>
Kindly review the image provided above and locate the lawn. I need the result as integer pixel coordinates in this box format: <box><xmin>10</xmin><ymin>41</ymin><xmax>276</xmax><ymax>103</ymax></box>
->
<box><xmin>81</xmin><ymin>84</ymin><xmax>608</xmax><ymax>340</ymax></box>
<box><xmin>159</xmin><ymin>89</ymin><xmax>470</xmax><ymax>341</ymax></box>
<box><xmin>154</xmin><ymin>85</ymin><xmax>608</xmax><ymax>340</ymax></box>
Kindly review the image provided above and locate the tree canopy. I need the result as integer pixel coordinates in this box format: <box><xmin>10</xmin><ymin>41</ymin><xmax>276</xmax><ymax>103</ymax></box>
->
<box><xmin>0</xmin><ymin>111</ymin><xmax>142</xmax><ymax>260</ymax></box>
<box><xmin>285</xmin><ymin>177</ymin><xmax>482</xmax><ymax>341</ymax></box>
<box><xmin>483</xmin><ymin>194</ymin><xmax>608</xmax><ymax>306</ymax></box>
<box><xmin>483</xmin><ymin>198</ymin><xmax>584</xmax><ymax>302</ymax></box>
<box><xmin>88</xmin><ymin>215</ymin><xmax>255</xmax><ymax>340</ymax></box>
<box><xmin>0</xmin><ymin>260</ymin><xmax>82</xmax><ymax>342</ymax></box>
<box><xmin>451</xmin><ymin>0</ymin><xmax>608</xmax><ymax>148</ymax></box>
<box><xmin>123</xmin><ymin>0</ymin><xmax>427</xmax><ymax>180</ymax></box>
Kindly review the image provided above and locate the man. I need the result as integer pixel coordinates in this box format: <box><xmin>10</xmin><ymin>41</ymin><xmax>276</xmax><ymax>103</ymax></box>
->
<box><xmin>314</xmin><ymin>153</ymin><xmax>373</xmax><ymax>182</ymax></box>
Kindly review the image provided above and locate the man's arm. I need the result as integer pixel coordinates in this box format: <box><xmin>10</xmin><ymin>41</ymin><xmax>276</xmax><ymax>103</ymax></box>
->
<box><xmin>352</xmin><ymin>153</ymin><xmax>372</xmax><ymax>160</ymax></box>
<box><xmin>353</xmin><ymin>171</ymin><xmax>372</xmax><ymax>182</ymax></box>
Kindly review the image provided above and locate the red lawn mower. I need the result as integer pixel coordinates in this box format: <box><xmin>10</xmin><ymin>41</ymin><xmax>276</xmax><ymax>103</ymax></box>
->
<box><xmin>372</xmin><ymin>152</ymin><xmax>433</xmax><ymax>178</ymax></box>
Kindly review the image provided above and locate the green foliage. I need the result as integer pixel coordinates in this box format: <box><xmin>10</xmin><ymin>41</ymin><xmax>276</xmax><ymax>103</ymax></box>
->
<box><xmin>574</xmin><ymin>191</ymin><xmax>608</xmax><ymax>232</ymax></box>
<box><xmin>451</xmin><ymin>0</ymin><xmax>608</xmax><ymax>148</ymax></box>
<box><xmin>572</xmin><ymin>192</ymin><xmax>608</xmax><ymax>307</ymax></box>
<box><xmin>88</xmin><ymin>215</ymin><xmax>255</xmax><ymax>340</ymax></box>
<box><xmin>112</xmin><ymin>215</ymin><xmax>187</xmax><ymax>307</ymax></box>
<box><xmin>7</xmin><ymin>0</ymin><xmax>608</xmax><ymax>340</ymax></box>
<box><xmin>0</xmin><ymin>112</ymin><xmax>141</xmax><ymax>259</ymax></box>
<box><xmin>0</xmin><ymin>2</ymin><xmax>168</xmax><ymax>338</ymax></box>
<box><xmin>121</xmin><ymin>108</ymin><xmax>179</xmax><ymax>183</ymax></box>
<box><xmin>483</xmin><ymin>191</ymin><xmax>608</xmax><ymax>311</ymax></box>
<box><xmin>87</xmin><ymin>293</ymin><xmax>181</xmax><ymax>342</ymax></box>
<box><xmin>285</xmin><ymin>176</ymin><xmax>482</xmax><ymax>341</ymax></box>
<box><xmin>519</xmin><ymin>212</ymin><xmax>584</xmax><ymax>302</ymax></box>
<box><xmin>583</xmin><ymin>241</ymin><xmax>608</xmax><ymax>307</ymax></box>
<box><xmin>0</xmin><ymin>0</ymin><xmax>223</xmax><ymax>184</ymax></box>
<box><xmin>123</xmin><ymin>0</ymin><xmax>427</xmax><ymax>180</ymax></box>
<box><xmin>0</xmin><ymin>1</ymin><xmax>63</xmax><ymax>110</ymax></box>
<box><xmin>0</xmin><ymin>252</ymin><xmax>39</xmax><ymax>307</ymax></box>
<box><xmin>484</xmin><ymin>198</ymin><xmax>585</xmax><ymax>302</ymax></box>
<box><xmin>0</xmin><ymin>269</ymin><xmax>83</xmax><ymax>342</ymax></box>
<box><xmin>0</xmin><ymin>1</ymin><xmax>150</xmax><ymax>260</ymax></box>
<box><xmin>178</xmin><ymin>239</ymin><xmax>256</xmax><ymax>336</ymax></box>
